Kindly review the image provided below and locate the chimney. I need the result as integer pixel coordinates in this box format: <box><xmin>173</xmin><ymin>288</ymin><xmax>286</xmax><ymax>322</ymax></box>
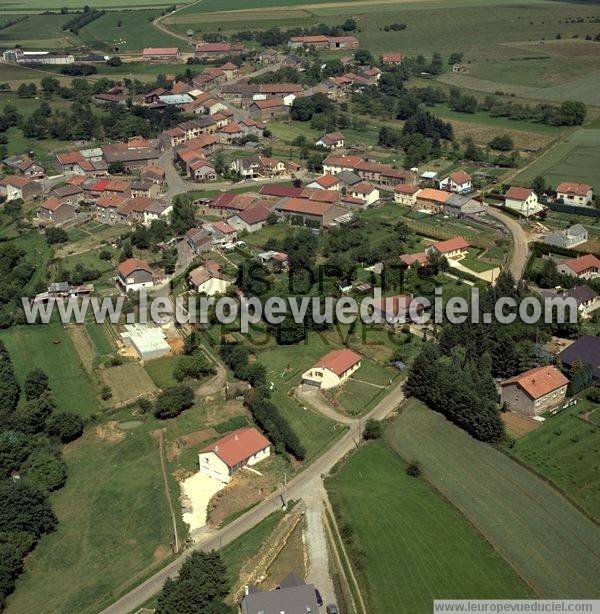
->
<box><xmin>215</xmin><ymin>445</ymin><xmax>219</xmax><ymax>452</ymax></box>
<box><xmin>234</xmin><ymin>434</ymin><xmax>239</xmax><ymax>441</ymax></box>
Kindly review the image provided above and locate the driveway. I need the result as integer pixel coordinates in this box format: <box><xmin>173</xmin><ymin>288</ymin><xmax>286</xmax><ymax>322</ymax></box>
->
<box><xmin>296</xmin><ymin>384</ymin><xmax>355</xmax><ymax>425</ymax></box>
<box><xmin>304</xmin><ymin>488</ymin><xmax>336</xmax><ymax>607</ymax></box>
<box><xmin>102</xmin><ymin>380</ymin><xmax>406</xmax><ymax>614</ymax></box>
<box><xmin>180</xmin><ymin>472</ymin><xmax>225</xmax><ymax>537</ymax></box>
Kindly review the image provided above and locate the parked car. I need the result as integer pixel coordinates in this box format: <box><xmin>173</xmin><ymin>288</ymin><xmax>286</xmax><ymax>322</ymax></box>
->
<box><xmin>326</xmin><ymin>605</ymin><xmax>339</xmax><ymax>614</ymax></box>
<box><xmin>315</xmin><ymin>589</ymin><xmax>323</xmax><ymax>607</ymax></box>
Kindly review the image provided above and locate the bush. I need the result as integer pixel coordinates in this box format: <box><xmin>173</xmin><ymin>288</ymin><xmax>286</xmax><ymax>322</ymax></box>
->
<box><xmin>45</xmin><ymin>227</ymin><xmax>68</xmax><ymax>245</ymax></box>
<box><xmin>173</xmin><ymin>354</ymin><xmax>214</xmax><ymax>382</ymax></box>
<box><xmin>46</xmin><ymin>412</ymin><xmax>84</xmax><ymax>443</ymax></box>
<box><xmin>21</xmin><ymin>450</ymin><xmax>67</xmax><ymax>492</ymax></box>
<box><xmin>100</xmin><ymin>385</ymin><xmax>112</xmax><ymax>400</ymax></box>
<box><xmin>363</xmin><ymin>418</ymin><xmax>382</xmax><ymax>440</ymax></box>
<box><xmin>154</xmin><ymin>385</ymin><xmax>195</xmax><ymax>419</ymax></box>
<box><xmin>406</xmin><ymin>461</ymin><xmax>423</xmax><ymax>477</ymax></box>
<box><xmin>586</xmin><ymin>387</ymin><xmax>600</xmax><ymax>403</ymax></box>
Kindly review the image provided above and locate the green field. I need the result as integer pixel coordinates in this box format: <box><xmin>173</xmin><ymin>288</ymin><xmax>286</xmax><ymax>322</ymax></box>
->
<box><xmin>0</xmin><ymin>321</ymin><xmax>100</xmax><ymax>416</ymax></box>
<box><xmin>253</xmin><ymin>332</ymin><xmax>347</xmax><ymax>460</ymax></box>
<box><xmin>511</xmin><ymin>398</ymin><xmax>600</xmax><ymax>522</ymax></box>
<box><xmin>326</xmin><ymin>441</ymin><xmax>532</xmax><ymax>612</ymax></box>
<box><xmin>0</xmin><ymin>0</ymin><xmax>186</xmax><ymax>11</ymax></box>
<box><xmin>145</xmin><ymin>354</ymin><xmax>179</xmax><ymax>388</ymax></box>
<box><xmin>386</xmin><ymin>400</ymin><xmax>600</xmax><ymax>598</ymax></box>
<box><xmin>6</xmin><ymin>417</ymin><xmax>175</xmax><ymax>614</ymax></box>
<box><xmin>0</xmin><ymin>13</ymin><xmax>76</xmax><ymax>48</ymax></box>
<box><xmin>76</xmin><ymin>9</ymin><xmax>183</xmax><ymax>53</ymax></box>
<box><xmin>515</xmin><ymin>129</ymin><xmax>600</xmax><ymax>193</ymax></box>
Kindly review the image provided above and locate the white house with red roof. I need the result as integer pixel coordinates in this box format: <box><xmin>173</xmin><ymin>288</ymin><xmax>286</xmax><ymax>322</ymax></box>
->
<box><xmin>556</xmin><ymin>182</ymin><xmax>593</xmax><ymax>207</ymax></box>
<box><xmin>209</xmin><ymin>220</ymin><xmax>237</xmax><ymax>244</ymax></box>
<box><xmin>117</xmin><ymin>258</ymin><xmax>154</xmax><ymax>292</ymax></box>
<box><xmin>301</xmin><ymin>348</ymin><xmax>362</xmax><ymax>389</ymax></box>
<box><xmin>316</xmin><ymin>131</ymin><xmax>345</xmax><ymax>149</ymax></box>
<box><xmin>504</xmin><ymin>186</ymin><xmax>544</xmax><ymax>217</ymax></box>
<box><xmin>198</xmin><ymin>427</ymin><xmax>271</xmax><ymax>483</ymax></box>
<box><xmin>439</xmin><ymin>170</ymin><xmax>472</xmax><ymax>194</ymax></box>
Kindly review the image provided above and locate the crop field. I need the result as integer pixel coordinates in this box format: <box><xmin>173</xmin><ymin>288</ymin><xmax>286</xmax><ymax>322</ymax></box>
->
<box><xmin>76</xmin><ymin>9</ymin><xmax>183</xmax><ymax>53</ymax></box>
<box><xmin>0</xmin><ymin>321</ymin><xmax>100</xmax><ymax>416</ymax></box>
<box><xmin>0</xmin><ymin>0</ymin><xmax>186</xmax><ymax>11</ymax></box>
<box><xmin>515</xmin><ymin>129</ymin><xmax>600</xmax><ymax>193</ymax></box>
<box><xmin>0</xmin><ymin>13</ymin><xmax>76</xmax><ymax>49</ymax></box>
<box><xmin>326</xmin><ymin>441</ymin><xmax>533</xmax><ymax>612</ymax></box>
<box><xmin>386</xmin><ymin>399</ymin><xmax>600</xmax><ymax>599</ymax></box>
<box><xmin>511</xmin><ymin>398</ymin><xmax>600</xmax><ymax>523</ymax></box>
<box><xmin>6</xmin><ymin>415</ymin><xmax>175</xmax><ymax>614</ymax></box>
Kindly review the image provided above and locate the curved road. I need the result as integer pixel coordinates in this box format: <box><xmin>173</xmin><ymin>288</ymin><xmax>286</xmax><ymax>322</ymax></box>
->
<box><xmin>486</xmin><ymin>206</ymin><xmax>530</xmax><ymax>279</ymax></box>
<box><xmin>102</xmin><ymin>380</ymin><xmax>405</xmax><ymax>613</ymax></box>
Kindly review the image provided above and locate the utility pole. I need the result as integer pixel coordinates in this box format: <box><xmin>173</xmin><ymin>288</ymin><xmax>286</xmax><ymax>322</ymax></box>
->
<box><xmin>283</xmin><ymin>471</ymin><xmax>287</xmax><ymax>510</ymax></box>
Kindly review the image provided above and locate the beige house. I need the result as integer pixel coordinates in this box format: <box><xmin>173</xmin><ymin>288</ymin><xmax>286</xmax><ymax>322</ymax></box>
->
<box><xmin>426</xmin><ymin>237</ymin><xmax>470</xmax><ymax>260</ymax></box>
<box><xmin>302</xmin><ymin>348</ymin><xmax>362</xmax><ymax>389</ymax></box>
<box><xmin>394</xmin><ymin>184</ymin><xmax>420</xmax><ymax>206</ymax></box>
<box><xmin>188</xmin><ymin>261</ymin><xmax>229</xmax><ymax>295</ymax></box>
<box><xmin>198</xmin><ymin>427</ymin><xmax>271</xmax><ymax>483</ymax></box>
<box><xmin>500</xmin><ymin>365</ymin><xmax>568</xmax><ymax>417</ymax></box>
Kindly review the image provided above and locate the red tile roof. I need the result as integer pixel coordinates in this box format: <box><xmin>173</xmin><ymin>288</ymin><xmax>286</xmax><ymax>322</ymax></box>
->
<box><xmin>382</xmin><ymin>53</ymin><xmax>404</xmax><ymax>62</ymax></box>
<box><xmin>418</xmin><ymin>188</ymin><xmax>452</xmax><ymax>203</ymax></box>
<box><xmin>39</xmin><ymin>197</ymin><xmax>62</xmax><ymax>211</ymax></box>
<box><xmin>557</xmin><ymin>182</ymin><xmax>592</xmax><ymax>197</ymax></box>
<box><xmin>236</xmin><ymin>204</ymin><xmax>272</xmax><ymax>225</ymax></box>
<box><xmin>394</xmin><ymin>183</ymin><xmax>419</xmax><ymax>195</ymax></box>
<box><xmin>314</xmin><ymin>348</ymin><xmax>362</xmax><ymax>376</ymax></box>
<box><xmin>448</xmin><ymin>170</ymin><xmax>471</xmax><ymax>184</ymax></box>
<box><xmin>506</xmin><ymin>186</ymin><xmax>533</xmax><ymax>201</ymax></box>
<box><xmin>431</xmin><ymin>237</ymin><xmax>470</xmax><ymax>254</ymax></box>
<box><xmin>252</xmin><ymin>97</ymin><xmax>284</xmax><ymax>109</ymax></box>
<box><xmin>260</xmin><ymin>184</ymin><xmax>304</xmax><ymax>198</ymax></box>
<box><xmin>562</xmin><ymin>254</ymin><xmax>600</xmax><ymax>275</ymax></box>
<box><xmin>143</xmin><ymin>47</ymin><xmax>179</xmax><ymax>56</ymax></box>
<box><xmin>501</xmin><ymin>365</ymin><xmax>568</xmax><ymax>400</ymax></box>
<box><xmin>117</xmin><ymin>257</ymin><xmax>152</xmax><ymax>278</ymax></box>
<box><xmin>277</xmin><ymin>197</ymin><xmax>333</xmax><ymax>216</ymax></box>
<box><xmin>212</xmin><ymin>220</ymin><xmax>236</xmax><ymax>234</ymax></box>
<box><xmin>201</xmin><ymin>427</ymin><xmax>271</xmax><ymax>469</ymax></box>
<box><xmin>313</xmin><ymin>175</ymin><xmax>338</xmax><ymax>189</ymax></box>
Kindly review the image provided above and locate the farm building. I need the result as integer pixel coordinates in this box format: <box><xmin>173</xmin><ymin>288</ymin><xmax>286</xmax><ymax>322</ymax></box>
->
<box><xmin>120</xmin><ymin>324</ymin><xmax>171</xmax><ymax>361</ymax></box>
<box><xmin>198</xmin><ymin>427</ymin><xmax>271</xmax><ymax>483</ymax></box>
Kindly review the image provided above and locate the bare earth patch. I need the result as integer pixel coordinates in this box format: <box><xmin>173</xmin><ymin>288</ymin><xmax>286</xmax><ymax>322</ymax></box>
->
<box><xmin>501</xmin><ymin>412</ymin><xmax>541</xmax><ymax>439</ymax></box>
<box><xmin>95</xmin><ymin>421</ymin><xmax>125</xmax><ymax>443</ymax></box>
<box><xmin>208</xmin><ymin>458</ymin><xmax>283</xmax><ymax>527</ymax></box>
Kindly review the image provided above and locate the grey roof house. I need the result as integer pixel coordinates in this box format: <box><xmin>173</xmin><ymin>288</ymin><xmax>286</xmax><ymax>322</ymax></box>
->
<box><xmin>544</xmin><ymin>224</ymin><xmax>588</xmax><ymax>249</ymax></box>
<box><xmin>559</xmin><ymin>335</ymin><xmax>600</xmax><ymax>382</ymax></box>
<box><xmin>443</xmin><ymin>193</ymin><xmax>486</xmax><ymax>218</ymax></box>
<box><xmin>241</xmin><ymin>572</ymin><xmax>319</xmax><ymax>614</ymax></box>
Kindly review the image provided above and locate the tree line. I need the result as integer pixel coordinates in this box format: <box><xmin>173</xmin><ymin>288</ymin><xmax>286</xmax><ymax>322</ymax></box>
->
<box><xmin>0</xmin><ymin>344</ymin><xmax>84</xmax><ymax>607</ymax></box>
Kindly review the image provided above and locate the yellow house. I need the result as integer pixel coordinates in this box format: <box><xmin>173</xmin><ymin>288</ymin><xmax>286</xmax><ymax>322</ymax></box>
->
<box><xmin>302</xmin><ymin>348</ymin><xmax>362</xmax><ymax>389</ymax></box>
<box><xmin>198</xmin><ymin>427</ymin><xmax>271</xmax><ymax>483</ymax></box>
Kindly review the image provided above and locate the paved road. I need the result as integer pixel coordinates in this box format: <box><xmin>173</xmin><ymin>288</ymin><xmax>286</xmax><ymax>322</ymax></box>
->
<box><xmin>486</xmin><ymin>206</ymin><xmax>530</xmax><ymax>279</ymax></box>
<box><xmin>102</xmin><ymin>379</ymin><xmax>405</xmax><ymax>613</ymax></box>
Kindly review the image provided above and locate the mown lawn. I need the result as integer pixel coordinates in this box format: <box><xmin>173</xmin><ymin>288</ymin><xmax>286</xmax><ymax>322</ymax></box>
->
<box><xmin>145</xmin><ymin>354</ymin><xmax>179</xmax><ymax>389</ymax></box>
<box><xmin>386</xmin><ymin>399</ymin><xmax>600</xmax><ymax>599</ymax></box>
<box><xmin>6</xmin><ymin>420</ymin><xmax>174</xmax><ymax>614</ymax></box>
<box><xmin>255</xmin><ymin>332</ymin><xmax>346</xmax><ymax>461</ymax></box>
<box><xmin>326</xmin><ymin>441</ymin><xmax>532</xmax><ymax>613</ymax></box>
<box><xmin>0</xmin><ymin>321</ymin><xmax>100</xmax><ymax>416</ymax></box>
<box><xmin>511</xmin><ymin>397</ymin><xmax>600</xmax><ymax>522</ymax></box>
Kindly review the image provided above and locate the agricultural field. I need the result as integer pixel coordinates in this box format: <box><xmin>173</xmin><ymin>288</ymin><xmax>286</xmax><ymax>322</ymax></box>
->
<box><xmin>0</xmin><ymin>0</ymin><xmax>186</xmax><ymax>11</ymax></box>
<box><xmin>76</xmin><ymin>9</ymin><xmax>184</xmax><ymax>53</ymax></box>
<box><xmin>326</xmin><ymin>440</ymin><xmax>533</xmax><ymax>613</ymax></box>
<box><xmin>515</xmin><ymin>129</ymin><xmax>600</xmax><ymax>193</ymax></box>
<box><xmin>0</xmin><ymin>13</ymin><xmax>76</xmax><ymax>49</ymax></box>
<box><xmin>5</xmin><ymin>411</ymin><xmax>177</xmax><ymax>614</ymax></box>
<box><xmin>0</xmin><ymin>320</ymin><xmax>100</xmax><ymax>416</ymax></box>
<box><xmin>386</xmin><ymin>399</ymin><xmax>600</xmax><ymax>598</ymax></box>
<box><xmin>510</xmin><ymin>397</ymin><xmax>600</xmax><ymax>522</ymax></box>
